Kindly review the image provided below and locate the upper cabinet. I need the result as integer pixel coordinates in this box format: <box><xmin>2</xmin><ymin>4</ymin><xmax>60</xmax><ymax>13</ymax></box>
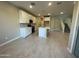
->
<box><xmin>19</xmin><ymin>10</ymin><xmax>36</xmax><ymax>23</ymax></box>
<box><xmin>44</xmin><ymin>17</ymin><xmax>50</xmax><ymax>21</ymax></box>
<box><xmin>44</xmin><ymin>17</ymin><xmax>50</xmax><ymax>27</ymax></box>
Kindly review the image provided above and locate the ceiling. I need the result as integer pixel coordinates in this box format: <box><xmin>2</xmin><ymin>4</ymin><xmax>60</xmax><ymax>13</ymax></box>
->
<box><xmin>9</xmin><ymin>1</ymin><xmax>74</xmax><ymax>16</ymax></box>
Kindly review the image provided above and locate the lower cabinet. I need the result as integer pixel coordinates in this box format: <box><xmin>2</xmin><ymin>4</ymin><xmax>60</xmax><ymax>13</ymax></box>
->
<box><xmin>20</xmin><ymin>27</ymin><xmax>32</xmax><ymax>38</ymax></box>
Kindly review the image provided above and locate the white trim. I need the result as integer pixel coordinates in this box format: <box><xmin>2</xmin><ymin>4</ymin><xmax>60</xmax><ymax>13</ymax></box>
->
<box><xmin>68</xmin><ymin>2</ymin><xmax>79</xmax><ymax>53</ymax></box>
<box><xmin>70</xmin><ymin>2</ymin><xmax>79</xmax><ymax>53</ymax></box>
<box><xmin>0</xmin><ymin>36</ymin><xmax>21</xmax><ymax>47</ymax></box>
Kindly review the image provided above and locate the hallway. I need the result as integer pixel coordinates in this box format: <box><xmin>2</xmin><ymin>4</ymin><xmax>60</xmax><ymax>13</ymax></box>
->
<box><xmin>0</xmin><ymin>32</ymin><xmax>74</xmax><ymax>58</ymax></box>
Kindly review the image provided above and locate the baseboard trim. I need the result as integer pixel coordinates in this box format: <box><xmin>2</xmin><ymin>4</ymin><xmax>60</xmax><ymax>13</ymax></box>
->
<box><xmin>0</xmin><ymin>36</ymin><xmax>21</xmax><ymax>47</ymax></box>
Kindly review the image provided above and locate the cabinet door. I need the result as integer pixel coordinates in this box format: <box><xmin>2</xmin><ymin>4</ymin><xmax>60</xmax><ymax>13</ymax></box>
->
<box><xmin>19</xmin><ymin>10</ymin><xmax>29</xmax><ymax>23</ymax></box>
<box><xmin>44</xmin><ymin>17</ymin><xmax>50</xmax><ymax>21</ymax></box>
<box><xmin>19</xmin><ymin>10</ymin><xmax>36</xmax><ymax>23</ymax></box>
<box><xmin>39</xmin><ymin>27</ymin><xmax>47</xmax><ymax>38</ymax></box>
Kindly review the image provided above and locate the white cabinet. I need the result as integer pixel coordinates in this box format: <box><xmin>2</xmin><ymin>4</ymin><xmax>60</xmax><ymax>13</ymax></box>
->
<box><xmin>20</xmin><ymin>27</ymin><xmax>32</xmax><ymax>38</ymax></box>
<box><xmin>44</xmin><ymin>17</ymin><xmax>50</xmax><ymax>21</ymax></box>
<box><xmin>19</xmin><ymin>10</ymin><xmax>36</xmax><ymax>23</ymax></box>
<box><xmin>19</xmin><ymin>10</ymin><xmax>30</xmax><ymax>23</ymax></box>
<box><xmin>44</xmin><ymin>17</ymin><xmax>50</xmax><ymax>29</ymax></box>
<box><xmin>39</xmin><ymin>27</ymin><xmax>47</xmax><ymax>38</ymax></box>
<box><xmin>38</xmin><ymin>27</ymin><xmax>50</xmax><ymax>38</ymax></box>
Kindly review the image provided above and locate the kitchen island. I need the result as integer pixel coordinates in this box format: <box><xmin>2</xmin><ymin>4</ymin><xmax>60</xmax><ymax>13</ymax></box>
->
<box><xmin>39</xmin><ymin>27</ymin><xmax>50</xmax><ymax>38</ymax></box>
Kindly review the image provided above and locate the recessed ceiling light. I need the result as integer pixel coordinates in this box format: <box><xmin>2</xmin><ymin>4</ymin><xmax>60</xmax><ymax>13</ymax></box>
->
<box><xmin>48</xmin><ymin>2</ymin><xmax>52</xmax><ymax>6</ymax></box>
<box><xmin>60</xmin><ymin>12</ymin><xmax>64</xmax><ymax>14</ymax></box>
<box><xmin>48</xmin><ymin>13</ymin><xmax>51</xmax><ymax>15</ymax></box>
<box><xmin>29</xmin><ymin>5</ymin><xmax>33</xmax><ymax>8</ymax></box>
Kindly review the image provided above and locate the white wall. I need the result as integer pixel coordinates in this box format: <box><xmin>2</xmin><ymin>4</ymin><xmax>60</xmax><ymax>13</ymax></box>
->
<box><xmin>64</xmin><ymin>17</ymin><xmax>72</xmax><ymax>29</ymax></box>
<box><xmin>50</xmin><ymin>15</ymin><xmax>72</xmax><ymax>32</ymax></box>
<box><xmin>50</xmin><ymin>16</ymin><xmax>62</xmax><ymax>31</ymax></box>
<box><xmin>0</xmin><ymin>2</ymin><xmax>20</xmax><ymax>44</ymax></box>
